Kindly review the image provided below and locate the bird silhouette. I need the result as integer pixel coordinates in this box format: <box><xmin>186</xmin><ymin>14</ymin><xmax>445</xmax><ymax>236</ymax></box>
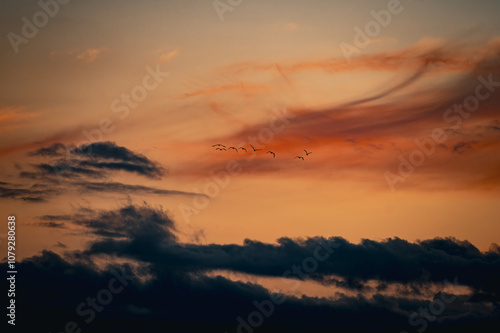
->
<box><xmin>228</xmin><ymin>147</ymin><xmax>238</xmax><ymax>151</ymax></box>
<box><xmin>250</xmin><ymin>144</ymin><xmax>262</xmax><ymax>151</ymax></box>
<box><xmin>267</xmin><ymin>151</ymin><xmax>275</xmax><ymax>158</ymax></box>
<box><xmin>212</xmin><ymin>144</ymin><xmax>225</xmax><ymax>147</ymax></box>
<box><xmin>215</xmin><ymin>148</ymin><xmax>226</xmax><ymax>151</ymax></box>
<box><xmin>304</xmin><ymin>150</ymin><xmax>312</xmax><ymax>156</ymax></box>
<box><xmin>239</xmin><ymin>147</ymin><xmax>247</xmax><ymax>152</ymax></box>
<box><xmin>295</xmin><ymin>156</ymin><xmax>304</xmax><ymax>160</ymax></box>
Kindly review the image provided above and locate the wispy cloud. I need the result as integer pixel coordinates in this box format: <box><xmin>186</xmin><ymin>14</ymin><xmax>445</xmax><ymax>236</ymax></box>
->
<box><xmin>176</xmin><ymin>40</ymin><xmax>500</xmax><ymax>191</ymax></box>
<box><xmin>75</xmin><ymin>48</ymin><xmax>107</xmax><ymax>63</ymax></box>
<box><xmin>183</xmin><ymin>82</ymin><xmax>269</xmax><ymax>98</ymax></box>
<box><xmin>0</xmin><ymin>106</ymin><xmax>39</xmax><ymax>130</ymax></box>
<box><xmin>0</xmin><ymin>142</ymin><xmax>205</xmax><ymax>203</ymax></box>
<box><xmin>222</xmin><ymin>37</ymin><xmax>499</xmax><ymax>76</ymax></box>
<box><xmin>30</xmin><ymin>141</ymin><xmax>166</xmax><ymax>179</ymax></box>
<box><xmin>155</xmin><ymin>48</ymin><xmax>179</xmax><ymax>64</ymax></box>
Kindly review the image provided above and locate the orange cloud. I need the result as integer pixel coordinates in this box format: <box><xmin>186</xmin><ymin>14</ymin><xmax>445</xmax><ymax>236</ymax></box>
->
<box><xmin>183</xmin><ymin>83</ymin><xmax>269</xmax><ymax>98</ymax></box>
<box><xmin>75</xmin><ymin>48</ymin><xmax>107</xmax><ymax>63</ymax></box>
<box><xmin>172</xmin><ymin>40</ymin><xmax>500</xmax><ymax>191</ymax></box>
<box><xmin>0</xmin><ymin>106</ymin><xmax>30</xmax><ymax>124</ymax></box>
<box><xmin>223</xmin><ymin>37</ymin><xmax>500</xmax><ymax>77</ymax></box>
<box><xmin>155</xmin><ymin>49</ymin><xmax>179</xmax><ymax>64</ymax></box>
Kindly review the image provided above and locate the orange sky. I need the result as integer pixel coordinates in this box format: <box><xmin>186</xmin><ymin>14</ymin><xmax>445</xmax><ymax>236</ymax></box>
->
<box><xmin>0</xmin><ymin>0</ymin><xmax>499</xmax><ymax>260</ymax></box>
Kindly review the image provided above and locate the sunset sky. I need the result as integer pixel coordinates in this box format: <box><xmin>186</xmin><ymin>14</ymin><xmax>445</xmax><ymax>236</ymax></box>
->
<box><xmin>1</xmin><ymin>1</ymin><xmax>499</xmax><ymax>332</ymax></box>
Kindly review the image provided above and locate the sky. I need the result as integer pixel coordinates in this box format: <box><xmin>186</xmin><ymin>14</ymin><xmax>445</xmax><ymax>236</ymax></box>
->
<box><xmin>0</xmin><ymin>0</ymin><xmax>499</xmax><ymax>332</ymax></box>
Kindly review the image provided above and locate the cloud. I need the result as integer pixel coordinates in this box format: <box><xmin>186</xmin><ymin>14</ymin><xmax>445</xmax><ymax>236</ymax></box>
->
<box><xmin>41</xmin><ymin>205</ymin><xmax>500</xmax><ymax>296</ymax></box>
<box><xmin>0</xmin><ymin>106</ymin><xmax>38</xmax><ymax>130</ymax></box>
<box><xmin>39</xmin><ymin>214</ymin><xmax>75</xmax><ymax>221</ymax></box>
<box><xmin>0</xmin><ymin>142</ymin><xmax>203</xmax><ymax>203</ymax></box>
<box><xmin>72</xmin><ymin>142</ymin><xmax>154</xmax><ymax>165</ymax></box>
<box><xmin>223</xmin><ymin>37</ymin><xmax>498</xmax><ymax>76</ymax></box>
<box><xmin>183</xmin><ymin>82</ymin><xmax>269</xmax><ymax>98</ymax></box>
<box><xmin>155</xmin><ymin>48</ymin><xmax>179</xmax><ymax>64</ymax></box>
<box><xmin>178</xmin><ymin>40</ymin><xmax>500</xmax><ymax>191</ymax></box>
<box><xmin>29</xmin><ymin>143</ymin><xmax>67</xmax><ymax>157</ymax></box>
<box><xmin>72</xmin><ymin>141</ymin><xmax>165</xmax><ymax>179</ymax></box>
<box><xmin>35</xmin><ymin>162</ymin><xmax>105</xmax><ymax>179</ymax></box>
<box><xmin>75</xmin><ymin>48</ymin><xmax>107</xmax><ymax>63</ymax></box>
<box><xmin>29</xmin><ymin>141</ymin><xmax>165</xmax><ymax>180</ymax></box>
<box><xmin>0</xmin><ymin>183</ymin><xmax>59</xmax><ymax>202</ymax></box>
<box><xmin>74</xmin><ymin>204</ymin><xmax>177</xmax><ymax>241</ymax></box>
<box><xmin>453</xmin><ymin>140</ymin><xmax>479</xmax><ymax>154</ymax></box>
<box><xmin>6</xmin><ymin>204</ymin><xmax>499</xmax><ymax>332</ymax></box>
<box><xmin>73</xmin><ymin>181</ymin><xmax>208</xmax><ymax>198</ymax></box>
<box><xmin>34</xmin><ymin>221</ymin><xmax>66</xmax><ymax>228</ymax></box>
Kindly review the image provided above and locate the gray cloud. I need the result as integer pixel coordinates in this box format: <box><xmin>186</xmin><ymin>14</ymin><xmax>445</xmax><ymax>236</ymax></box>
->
<box><xmin>0</xmin><ymin>142</ymin><xmax>202</xmax><ymax>203</ymax></box>
<box><xmin>12</xmin><ymin>204</ymin><xmax>500</xmax><ymax>332</ymax></box>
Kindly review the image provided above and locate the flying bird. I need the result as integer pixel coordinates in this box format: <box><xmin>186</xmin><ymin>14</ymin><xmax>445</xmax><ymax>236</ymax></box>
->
<box><xmin>304</xmin><ymin>150</ymin><xmax>312</xmax><ymax>156</ymax></box>
<box><xmin>250</xmin><ymin>144</ymin><xmax>262</xmax><ymax>151</ymax></box>
<box><xmin>239</xmin><ymin>147</ymin><xmax>247</xmax><ymax>152</ymax></box>
<box><xmin>295</xmin><ymin>156</ymin><xmax>304</xmax><ymax>160</ymax></box>
<box><xmin>228</xmin><ymin>147</ymin><xmax>238</xmax><ymax>151</ymax></box>
<box><xmin>216</xmin><ymin>148</ymin><xmax>226</xmax><ymax>151</ymax></box>
<box><xmin>212</xmin><ymin>144</ymin><xmax>225</xmax><ymax>147</ymax></box>
<box><xmin>267</xmin><ymin>151</ymin><xmax>275</xmax><ymax>158</ymax></box>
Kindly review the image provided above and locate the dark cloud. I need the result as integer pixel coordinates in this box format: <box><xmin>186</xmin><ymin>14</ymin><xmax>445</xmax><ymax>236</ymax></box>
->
<box><xmin>489</xmin><ymin>120</ymin><xmax>500</xmax><ymax>131</ymax></box>
<box><xmin>71</xmin><ymin>141</ymin><xmax>165</xmax><ymax>179</ymax></box>
<box><xmin>39</xmin><ymin>214</ymin><xmax>74</xmax><ymax>221</ymax></box>
<box><xmin>27</xmin><ymin>141</ymin><xmax>165</xmax><ymax>180</ymax></box>
<box><xmin>1</xmin><ymin>179</ymin><xmax>204</xmax><ymax>203</ymax></box>
<box><xmin>71</xmin><ymin>206</ymin><xmax>500</xmax><ymax>298</ymax></box>
<box><xmin>78</xmin><ymin>160</ymin><xmax>163</xmax><ymax>178</ymax></box>
<box><xmin>35</xmin><ymin>221</ymin><xmax>66</xmax><ymax>228</ymax></box>
<box><xmin>21</xmin><ymin>196</ymin><xmax>45</xmax><ymax>202</ymax></box>
<box><xmin>1</xmin><ymin>142</ymin><xmax>201</xmax><ymax>203</ymax></box>
<box><xmin>19</xmin><ymin>171</ymin><xmax>40</xmax><ymax>179</ymax></box>
<box><xmin>7</xmin><ymin>204</ymin><xmax>499</xmax><ymax>332</ymax></box>
<box><xmin>35</xmin><ymin>162</ymin><xmax>105</xmax><ymax>179</ymax></box>
<box><xmin>453</xmin><ymin>140</ymin><xmax>479</xmax><ymax>154</ymax></box>
<box><xmin>74</xmin><ymin>181</ymin><xmax>208</xmax><ymax>197</ymax></box>
<box><xmin>72</xmin><ymin>205</ymin><xmax>177</xmax><ymax>242</ymax></box>
<box><xmin>28</xmin><ymin>142</ymin><xmax>66</xmax><ymax>157</ymax></box>
<box><xmin>72</xmin><ymin>142</ymin><xmax>154</xmax><ymax>165</ymax></box>
<box><xmin>0</xmin><ymin>184</ymin><xmax>57</xmax><ymax>201</ymax></box>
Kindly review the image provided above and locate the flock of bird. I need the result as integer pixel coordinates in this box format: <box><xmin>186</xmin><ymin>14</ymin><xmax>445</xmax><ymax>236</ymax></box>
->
<box><xmin>212</xmin><ymin>144</ymin><xmax>312</xmax><ymax>160</ymax></box>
